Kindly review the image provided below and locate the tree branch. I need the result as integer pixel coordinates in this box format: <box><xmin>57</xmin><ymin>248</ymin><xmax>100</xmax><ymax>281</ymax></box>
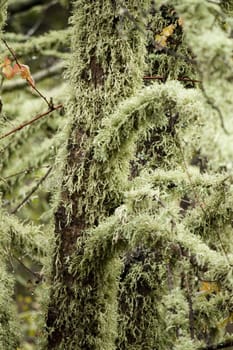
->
<box><xmin>0</xmin><ymin>104</ymin><xmax>63</xmax><ymax>141</ymax></box>
<box><xmin>10</xmin><ymin>166</ymin><xmax>52</xmax><ymax>214</ymax></box>
<box><xmin>11</xmin><ymin>253</ymin><xmax>42</xmax><ymax>281</ymax></box>
<box><xmin>2</xmin><ymin>165</ymin><xmax>50</xmax><ymax>181</ymax></box>
<box><xmin>2</xmin><ymin>38</ymin><xmax>53</xmax><ymax>108</ymax></box>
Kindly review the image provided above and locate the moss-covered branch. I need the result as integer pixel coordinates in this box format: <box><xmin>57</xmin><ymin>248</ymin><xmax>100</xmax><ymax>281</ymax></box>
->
<box><xmin>93</xmin><ymin>81</ymin><xmax>203</xmax><ymax>166</ymax></box>
<box><xmin>0</xmin><ymin>209</ymin><xmax>49</xmax><ymax>260</ymax></box>
<box><xmin>1</xmin><ymin>28</ymin><xmax>71</xmax><ymax>58</ymax></box>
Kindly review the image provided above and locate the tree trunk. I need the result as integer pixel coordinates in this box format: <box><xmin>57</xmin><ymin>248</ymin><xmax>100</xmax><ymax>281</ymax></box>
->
<box><xmin>46</xmin><ymin>1</ymin><xmax>148</xmax><ymax>349</ymax></box>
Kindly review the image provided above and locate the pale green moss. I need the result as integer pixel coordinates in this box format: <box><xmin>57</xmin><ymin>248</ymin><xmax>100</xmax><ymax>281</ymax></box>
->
<box><xmin>0</xmin><ymin>209</ymin><xmax>49</xmax><ymax>260</ymax></box>
<box><xmin>46</xmin><ymin>1</ymin><xmax>151</xmax><ymax>349</ymax></box>
<box><xmin>47</xmin><ymin>2</ymin><xmax>233</xmax><ymax>349</ymax></box>
<box><xmin>93</xmin><ymin>81</ymin><xmax>204</xmax><ymax>169</ymax></box>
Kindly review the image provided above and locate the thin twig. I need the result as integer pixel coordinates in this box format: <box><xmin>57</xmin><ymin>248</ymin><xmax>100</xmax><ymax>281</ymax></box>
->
<box><xmin>178</xmin><ymin>246</ymin><xmax>195</xmax><ymax>340</ymax></box>
<box><xmin>8</xmin><ymin>0</ymin><xmax>45</xmax><ymax>15</ymax></box>
<box><xmin>1</xmin><ymin>165</ymin><xmax>50</xmax><ymax>182</ymax></box>
<box><xmin>201</xmin><ymin>82</ymin><xmax>229</xmax><ymax>135</ymax></box>
<box><xmin>26</xmin><ymin>0</ymin><xmax>59</xmax><ymax>37</ymax></box>
<box><xmin>6</xmin><ymin>245</ymin><xmax>42</xmax><ymax>281</ymax></box>
<box><xmin>195</xmin><ymin>67</ymin><xmax>229</xmax><ymax>135</ymax></box>
<box><xmin>30</xmin><ymin>84</ymin><xmax>53</xmax><ymax>108</ymax></box>
<box><xmin>10</xmin><ymin>166</ymin><xmax>52</xmax><ymax>214</ymax></box>
<box><xmin>0</xmin><ymin>104</ymin><xmax>63</xmax><ymax>140</ymax></box>
<box><xmin>12</xmin><ymin>253</ymin><xmax>42</xmax><ymax>281</ymax></box>
<box><xmin>1</xmin><ymin>38</ymin><xmax>52</xmax><ymax>108</ymax></box>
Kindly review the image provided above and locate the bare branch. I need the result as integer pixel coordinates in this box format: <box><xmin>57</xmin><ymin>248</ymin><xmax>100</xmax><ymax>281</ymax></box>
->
<box><xmin>1</xmin><ymin>165</ymin><xmax>50</xmax><ymax>182</ymax></box>
<box><xmin>2</xmin><ymin>39</ymin><xmax>53</xmax><ymax>108</ymax></box>
<box><xmin>0</xmin><ymin>104</ymin><xmax>63</xmax><ymax>141</ymax></box>
<box><xmin>10</xmin><ymin>166</ymin><xmax>52</xmax><ymax>214</ymax></box>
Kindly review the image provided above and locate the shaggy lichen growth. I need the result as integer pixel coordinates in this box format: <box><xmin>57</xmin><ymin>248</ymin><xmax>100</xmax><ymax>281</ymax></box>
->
<box><xmin>46</xmin><ymin>1</ymin><xmax>150</xmax><ymax>349</ymax></box>
<box><xmin>46</xmin><ymin>1</ymin><xmax>233</xmax><ymax>350</ymax></box>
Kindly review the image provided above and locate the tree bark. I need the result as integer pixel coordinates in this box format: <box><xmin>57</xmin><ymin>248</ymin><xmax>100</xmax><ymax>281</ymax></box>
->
<box><xmin>46</xmin><ymin>1</ymin><xmax>148</xmax><ymax>349</ymax></box>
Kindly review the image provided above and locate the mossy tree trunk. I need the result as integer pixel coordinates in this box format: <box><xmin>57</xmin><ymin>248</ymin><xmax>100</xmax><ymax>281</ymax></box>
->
<box><xmin>46</xmin><ymin>1</ymin><xmax>148</xmax><ymax>349</ymax></box>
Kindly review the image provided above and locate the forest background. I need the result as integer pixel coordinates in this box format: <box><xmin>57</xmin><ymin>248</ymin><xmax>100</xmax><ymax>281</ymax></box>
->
<box><xmin>0</xmin><ymin>1</ymin><xmax>70</xmax><ymax>348</ymax></box>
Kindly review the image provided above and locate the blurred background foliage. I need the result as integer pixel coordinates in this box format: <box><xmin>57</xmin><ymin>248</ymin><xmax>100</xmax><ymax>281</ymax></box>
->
<box><xmin>0</xmin><ymin>1</ymin><xmax>71</xmax><ymax>348</ymax></box>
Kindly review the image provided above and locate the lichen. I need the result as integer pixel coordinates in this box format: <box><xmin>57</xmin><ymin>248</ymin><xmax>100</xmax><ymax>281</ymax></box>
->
<box><xmin>46</xmin><ymin>1</ymin><xmax>233</xmax><ymax>349</ymax></box>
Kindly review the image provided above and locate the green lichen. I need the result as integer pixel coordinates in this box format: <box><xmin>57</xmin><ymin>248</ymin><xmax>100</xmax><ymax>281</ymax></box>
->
<box><xmin>46</xmin><ymin>1</ymin><xmax>233</xmax><ymax>349</ymax></box>
<box><xmin>93</xmin><ymin>81</ymin><xmax>204</xmax><ymax>171</ymax></box>
<box><xmin>46</xmin><ymin>1</ymin><xmax>150</xmax><ymax>349</ymax></box>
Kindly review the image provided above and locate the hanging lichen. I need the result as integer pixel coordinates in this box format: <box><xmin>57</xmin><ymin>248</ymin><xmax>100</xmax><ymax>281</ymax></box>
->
<box><xmin>46</xmin><ymin>1</ymin><xmax>233</xmax><ymax>349</ymax></box>
<box><xmin>46</xmin><ymin>1</ymin><xmax>150</xmax><ymax>349</ymax></box>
